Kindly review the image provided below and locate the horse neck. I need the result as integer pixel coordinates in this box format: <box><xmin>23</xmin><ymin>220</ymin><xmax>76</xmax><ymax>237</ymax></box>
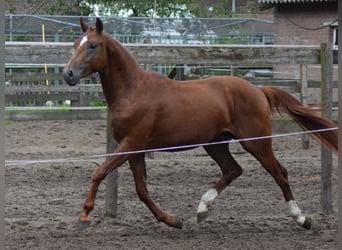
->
<box><xmin>100</xmin><ymin>35</ymin><xmax>142</xmax><ymax>107</ymax></box>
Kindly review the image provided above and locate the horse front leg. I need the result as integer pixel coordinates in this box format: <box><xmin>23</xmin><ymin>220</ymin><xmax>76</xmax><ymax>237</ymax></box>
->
<box><xmin>129</xmin><ymin>154</ymin><xmax>183</xmax><ymax>229</ymax></box>
<box><xmin>79</xmin><ymin>144</ymin><xmax>130</xmax><ymax>227</ymax></box>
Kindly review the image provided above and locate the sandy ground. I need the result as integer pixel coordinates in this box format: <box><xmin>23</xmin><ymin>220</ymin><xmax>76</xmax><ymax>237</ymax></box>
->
<box><xmin>5</xmin><ymin>120</ymin><xmax>338</xmax><ymax>249</ymax></box>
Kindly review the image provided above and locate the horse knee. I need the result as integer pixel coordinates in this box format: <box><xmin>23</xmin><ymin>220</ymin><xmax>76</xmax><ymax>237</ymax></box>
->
<box><xmin>91</xmin><ymin>171</ymin><xmax>105</xmax><ymax>184</ymax></box>
<box><xmin>135</xmin><ymin>186</ymin><xmax>149</xmax><ymax>203</ymax></box>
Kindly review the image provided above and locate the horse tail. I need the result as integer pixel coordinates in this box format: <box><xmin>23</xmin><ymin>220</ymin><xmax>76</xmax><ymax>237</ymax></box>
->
<box><xmin>261</xmin><ymin>86</ymin><xmax>338</xmax><ymax>154</ymax></box>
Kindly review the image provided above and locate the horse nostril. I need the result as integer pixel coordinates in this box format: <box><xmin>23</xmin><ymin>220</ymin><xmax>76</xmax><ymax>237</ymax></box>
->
<box><xmin>68</xmin><ymin>70</ymin><xmax>74</xmax><ymax>77</ymax></box>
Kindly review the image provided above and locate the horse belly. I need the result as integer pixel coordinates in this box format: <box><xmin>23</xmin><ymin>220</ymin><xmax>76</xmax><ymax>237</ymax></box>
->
<box><xmin>148</xmin><ymin>101</ymin><xmax>229</xmax><ymax>149</ymax></box>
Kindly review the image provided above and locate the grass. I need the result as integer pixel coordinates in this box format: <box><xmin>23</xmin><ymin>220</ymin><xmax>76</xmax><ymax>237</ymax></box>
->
<box><xmin>4</xmin><ymin>120</ymin><xmax>12</xmax><ymax>125</ymax></box>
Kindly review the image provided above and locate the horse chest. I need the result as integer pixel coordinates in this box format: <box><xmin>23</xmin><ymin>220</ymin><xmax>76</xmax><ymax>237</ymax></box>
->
<box><xmin>110</xmin><ymin>112</ymin><xmax>133</xmax><ymax>131</ymax></box>
<box><xmin>109</xmin><ymin>106</ymin><xmax>147</xmax><ymax>141</ymax></box>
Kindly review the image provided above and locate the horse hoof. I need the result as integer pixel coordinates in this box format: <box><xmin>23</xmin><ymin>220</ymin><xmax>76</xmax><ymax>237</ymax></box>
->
<box><xmin>78</xmin><ymin>220</ymin><xmax>91</xmax><ymax>230</ymax></box>
<box><xmin>197</xmin><ymin>211</ymin><xmax>209</xmax><ymax>224</ymax></box>
<box><xmin>301</xmin><ymin>218</ymin><xmax>312</xmax><ymax>230</ymax></box>
<box><xmin>173</xmin><ymin>217</ymin><xmax>183</xmax><ymax>229</ymax></box>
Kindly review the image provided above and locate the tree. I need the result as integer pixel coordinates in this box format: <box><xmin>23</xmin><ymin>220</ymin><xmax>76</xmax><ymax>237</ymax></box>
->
<box><xmin>82</xmin><ymin>0</ymin><xmax>229</xmax><ymax>17</ymax></box>
<box><xmin>5</xmin><ymin>0</ymin><xmax>90</xmax><ymax>15</ymax></box>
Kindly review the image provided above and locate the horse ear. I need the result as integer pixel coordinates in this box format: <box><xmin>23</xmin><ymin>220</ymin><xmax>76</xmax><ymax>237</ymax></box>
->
<box><xmin>80</xmin><ymin>17</ymin><xmax>88</xmax><ymax>33</ymax></box>
<box><xmin>95</xmin><ymin>17</ymin><xmax>103</xmax><ymax>34</ymax></box>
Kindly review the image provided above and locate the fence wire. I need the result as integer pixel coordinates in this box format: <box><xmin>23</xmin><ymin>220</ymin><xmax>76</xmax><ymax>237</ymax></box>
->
<box><xmin>5</xmin><ymin>15</ymin><xmax>274</xmax><ymax>45</ymax></box>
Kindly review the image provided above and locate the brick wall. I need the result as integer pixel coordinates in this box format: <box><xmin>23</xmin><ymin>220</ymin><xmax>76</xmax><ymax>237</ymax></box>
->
<box><xmin>272</xmin><ymin>2</ymin><xmax>337</xmax><ymax>106</ymax></box>
<box><xmin>274</xmin><ymin>2</ymin><xmax>337</xmax><ymax>46</ymax></box>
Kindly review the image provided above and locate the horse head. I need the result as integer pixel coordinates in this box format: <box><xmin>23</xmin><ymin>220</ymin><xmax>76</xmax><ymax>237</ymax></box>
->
<box><xmin>63</xmin><ymin>18</ymin><xmax>107</xmax><ymax>86</ymax></box>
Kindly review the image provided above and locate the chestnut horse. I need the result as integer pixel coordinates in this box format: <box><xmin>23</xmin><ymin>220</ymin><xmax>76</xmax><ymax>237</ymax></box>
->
<box><xmin>63</xmin><ymin>18</ymin><xmax>338</xmax><ymax>230</ymax></box>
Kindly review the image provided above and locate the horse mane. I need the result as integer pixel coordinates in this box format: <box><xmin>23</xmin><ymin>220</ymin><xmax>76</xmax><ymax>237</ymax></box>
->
<box><xmin>102</xmin><ymin>31</ymin><xmax>140</xmax><ymax>68</ymax></box>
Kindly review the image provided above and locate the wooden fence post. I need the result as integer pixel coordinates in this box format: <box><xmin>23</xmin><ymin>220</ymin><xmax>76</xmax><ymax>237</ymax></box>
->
<box><xmin>105</xmin><ymin>111</ymin><xmax>118</xmax><ymax>217</ymax></box>
<box><xmin>320</xmin><ymin>43</ymin><xmax>333</xmax><ymax>214</ymax></box>
<box><xmin>299</xmin><ymin>64</ymin><xmax>310</xmax><ymax>149</ymax></box>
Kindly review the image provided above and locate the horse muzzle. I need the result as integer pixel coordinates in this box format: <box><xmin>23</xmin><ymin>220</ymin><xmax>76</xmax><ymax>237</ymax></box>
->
<box><xmin>63</xmin><ymin>67</ymin><xmax>81</xmax><ymax>86</ymax></box>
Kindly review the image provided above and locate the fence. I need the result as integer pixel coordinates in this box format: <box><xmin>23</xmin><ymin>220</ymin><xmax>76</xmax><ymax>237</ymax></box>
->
<box><xmin>5</xmin><ymin>42</ymin><xmax>337</xmax><ymax>215</ymax></box>
<box><xmin>5</xmin><ymin>15</ymin><xmax>274</xmax><ymax>45</ymax></box>
<box><xmin>5</xmin><ymin>42</ymin><xmax>338</xmax><ymax>119</ymax></box>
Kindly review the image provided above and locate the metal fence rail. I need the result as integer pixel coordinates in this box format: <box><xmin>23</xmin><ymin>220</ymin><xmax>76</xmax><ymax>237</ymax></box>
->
<box><xmin>5</xmin><ymin>14</ymin><xmax>274</xmax><ymax>45</ymax></box>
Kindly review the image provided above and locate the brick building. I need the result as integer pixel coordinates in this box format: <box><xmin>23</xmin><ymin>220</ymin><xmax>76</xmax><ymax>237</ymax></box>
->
<box><xmin>258</xmin><ymin>0</ymin><xmax>337</xmax><ymax>47</ymax></box>
<box><xmin>258</xmin><ymin>0</ymin><xmax>338</xmax><ymax>105</ymax></box>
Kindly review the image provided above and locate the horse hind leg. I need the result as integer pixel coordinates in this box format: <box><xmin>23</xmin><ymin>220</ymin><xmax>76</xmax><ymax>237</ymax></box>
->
<box><xmin>197</xmin><ymin>144</ymin><xmax>243</xmax><ymax>223</ymax></box>
<box><xmin>241</xmin><ymin>139</ymin><xmax>312</xmax><ymax>229</ymax></box>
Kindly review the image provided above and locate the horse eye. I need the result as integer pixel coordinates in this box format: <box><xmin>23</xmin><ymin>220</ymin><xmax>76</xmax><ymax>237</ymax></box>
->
<box><xmin>89</xmin><ymin>43</ymin><xmax>97</xmax><ymax>49</ymax></box>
